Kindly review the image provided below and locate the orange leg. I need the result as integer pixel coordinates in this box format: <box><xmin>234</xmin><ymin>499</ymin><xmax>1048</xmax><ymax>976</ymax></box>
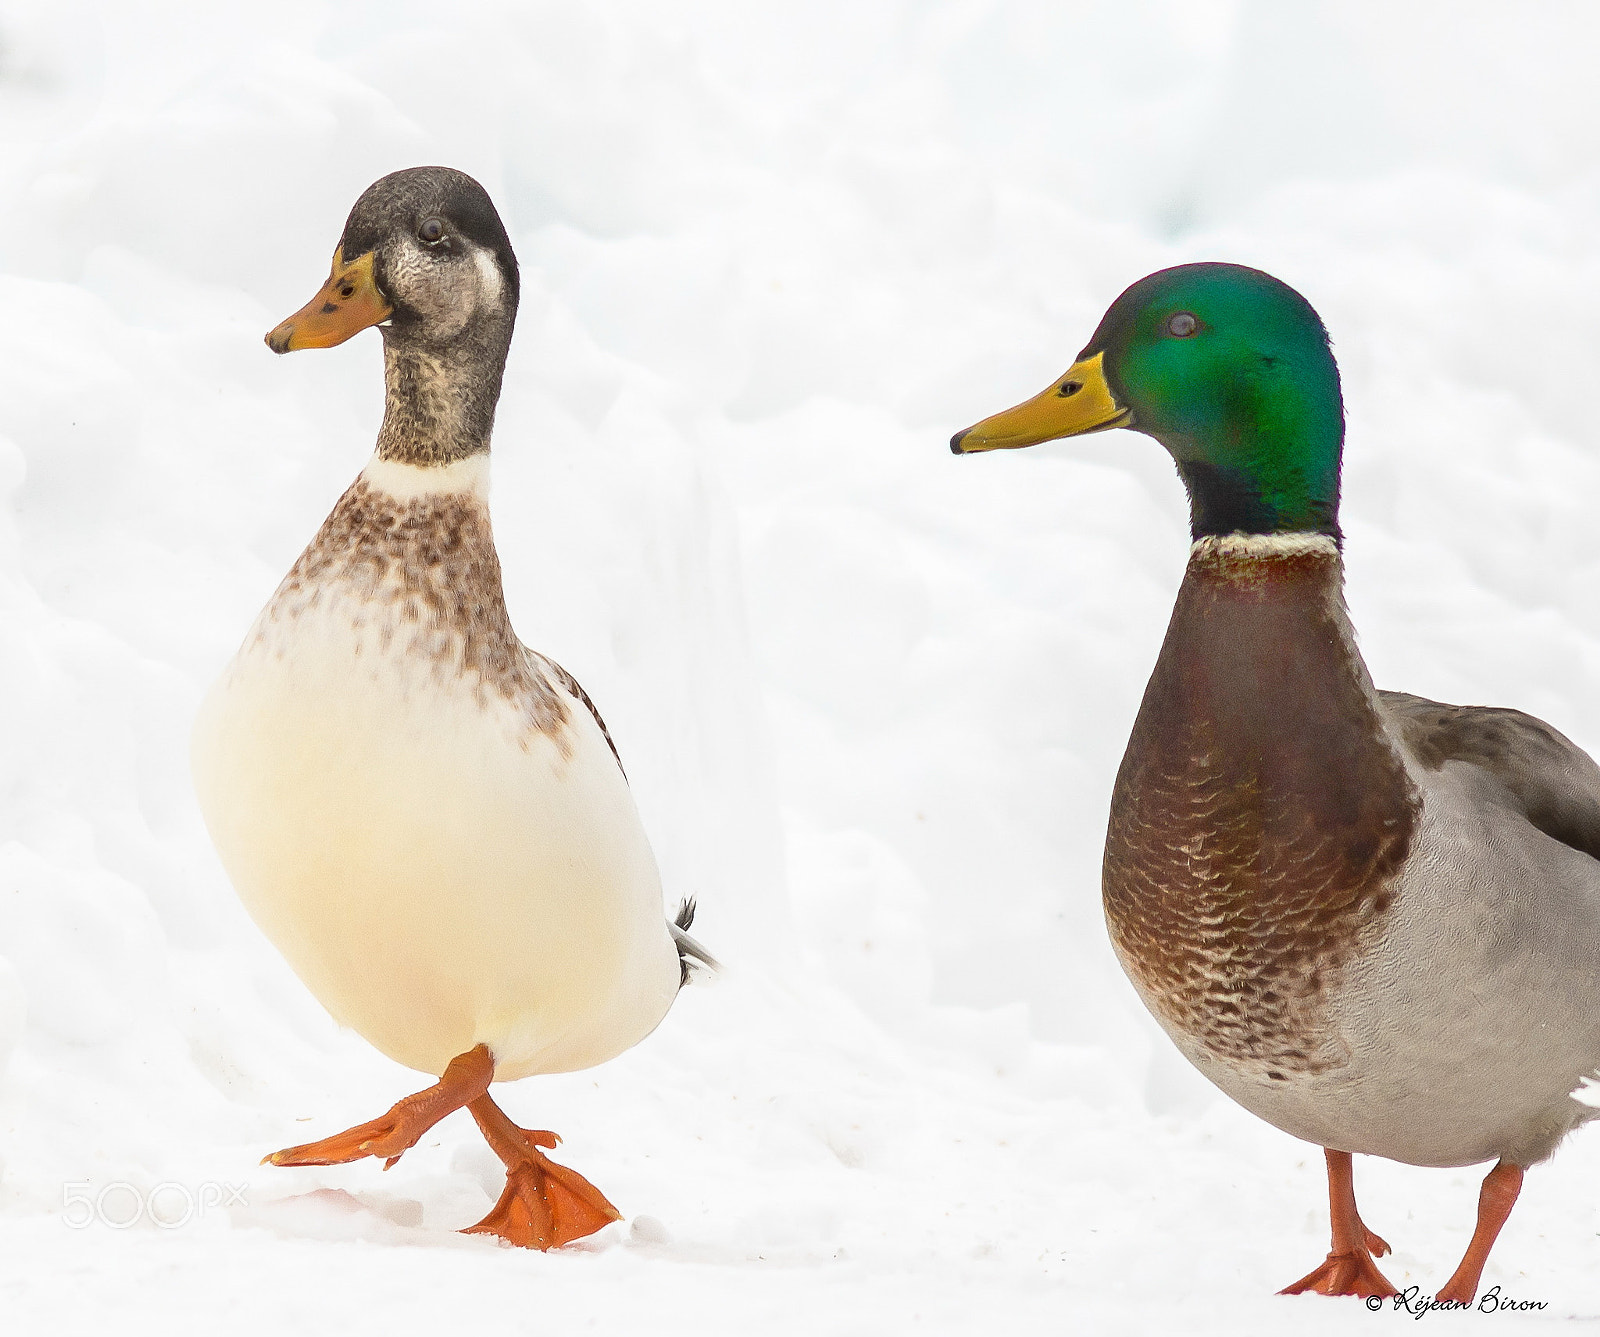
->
<box><xmin>1434</xmin><ymin>1160</ymin><xmax>1523</xmax><ymax>1305</ymax></box>
<box><xmin>1280</xmin><ymin>1148</ymin><xmax>1398</xmax><ymax>1298</ymax></box>
<box><xmin>265</xmin><ymin>1044</ymin><xmax>494</xmax><ymax>1170</ymax></box>
<box><xmin>462</xmin><ymin>1093</ymin><xmax>622</xmax><ymax>1250</ymax></box>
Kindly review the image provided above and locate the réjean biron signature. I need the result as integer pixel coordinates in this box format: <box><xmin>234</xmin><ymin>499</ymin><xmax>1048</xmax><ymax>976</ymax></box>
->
<box><xmin>1368</xmin><ymin>1285</ymin><xmax>1549</xmax><ymax>1317</ymax></box>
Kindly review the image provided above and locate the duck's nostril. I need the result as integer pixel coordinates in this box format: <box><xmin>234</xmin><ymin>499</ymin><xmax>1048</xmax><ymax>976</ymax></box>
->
<box><xmin>1057</xmin><ymin>380</ymin><xmax>1082</xmax><ymax>398</ymax></box>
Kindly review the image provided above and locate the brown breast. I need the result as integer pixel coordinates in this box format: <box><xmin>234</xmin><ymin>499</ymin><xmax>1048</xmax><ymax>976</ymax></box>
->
<box><xmin>1104</xmin><ymin>537</ymin><xmax>1418</xmax><ymax>1078</ymax></box>
<box><xmin>261</xmin><ymin>475</ymin><xmax>573</xmax><ymax>749</ymax></box>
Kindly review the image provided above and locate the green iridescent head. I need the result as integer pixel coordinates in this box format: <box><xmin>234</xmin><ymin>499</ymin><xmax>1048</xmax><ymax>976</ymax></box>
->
<box><xmin>951</xmin><ymin>263</ymin><xmax>1345</xmax><ymax>540</ymax></box>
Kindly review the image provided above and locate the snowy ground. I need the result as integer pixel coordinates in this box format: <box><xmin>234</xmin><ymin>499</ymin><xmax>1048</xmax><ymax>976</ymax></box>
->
<box><xmin>2</xmin><ymin>1</ymin><xmax>1600</xmax><ymax>1331</ymax></box>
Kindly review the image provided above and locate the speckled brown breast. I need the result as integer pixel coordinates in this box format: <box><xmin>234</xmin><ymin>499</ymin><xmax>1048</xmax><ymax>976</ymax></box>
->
<box><xmin>259</xmin><ymin>476</ymin><xmax>573</xmax><ymax>747</ymax></box>
<box><xmin>1104</xmin><ymin>539</ymin><xmax>1419</xmax><ymax>1078</ymax></box>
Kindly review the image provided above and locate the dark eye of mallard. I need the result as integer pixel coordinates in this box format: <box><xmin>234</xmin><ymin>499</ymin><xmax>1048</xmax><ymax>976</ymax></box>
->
<box><xmin>1167</xmin><ymin>311</ymin><xmax>1198</xmax><ymax>337</ymax></box>
<box><xmin>418</xmin><ymin>217</ymin><xmax>445</xmax><ymax>245</ymax></box>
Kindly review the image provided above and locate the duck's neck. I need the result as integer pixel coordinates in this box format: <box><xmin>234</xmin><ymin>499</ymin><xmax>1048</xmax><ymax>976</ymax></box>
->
<box><xmin>1103</xmin><ymin>531</ymin><xmax>1418</xmax><ymax>1073</ymax></box>
<box><xmin>374</xmin><ymin>328</ymin><xmax>510</xmax><ymax>466</ymax></box>
<box><xmin>1154</xmin><ymin>532</ymin><xmax>1373</xmax><ymax>726</ymax></box>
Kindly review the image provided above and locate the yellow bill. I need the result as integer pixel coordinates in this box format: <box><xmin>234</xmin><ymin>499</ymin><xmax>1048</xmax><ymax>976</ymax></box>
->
<box><xmin>266</xmin><ymin>249</ymin><xmax>392</xmax><ymax>354</ymax></box>
<box><xmin>950</xmin><ymin>351</ymin><xmax>1131</xmax><ymax>453</ymax></box>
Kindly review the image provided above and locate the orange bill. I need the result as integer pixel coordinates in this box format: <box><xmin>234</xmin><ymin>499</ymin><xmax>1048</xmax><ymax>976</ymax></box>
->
<box><xmin>266</xmin><ymin>248</ymin><xmax>391</xmax><ymax>354</ymax></box>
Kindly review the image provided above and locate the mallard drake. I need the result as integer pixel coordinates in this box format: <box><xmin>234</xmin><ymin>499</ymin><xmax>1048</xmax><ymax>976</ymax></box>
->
<box><xmin>193</xmin><ymin>166</ymin><xmax>713</xmax><ymax>1249</ymax></box>
<box><xmin>953</xmin><ymin>262</ymin><xmax>1600</xmax><ymax>1302</ymax></box>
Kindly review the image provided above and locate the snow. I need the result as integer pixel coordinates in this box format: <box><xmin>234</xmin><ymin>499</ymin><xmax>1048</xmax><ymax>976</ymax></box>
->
<box><xmin>1</xmin><ymin>0</ymin><xmax>1599</xmax><ymax>1330</ymax></box>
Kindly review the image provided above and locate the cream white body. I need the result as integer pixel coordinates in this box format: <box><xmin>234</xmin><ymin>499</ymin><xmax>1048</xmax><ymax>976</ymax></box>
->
<box><xmin>192</xmin><ymin>455</ymin><xmax>681</xmax><ymax>1081</ymax></box>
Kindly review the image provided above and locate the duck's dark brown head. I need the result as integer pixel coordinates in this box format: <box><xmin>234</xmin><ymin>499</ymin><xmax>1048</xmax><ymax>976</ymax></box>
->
<box><xmin>266</xmin><ymin>167</ymin><xmax>522</xmax><ymax>465</ymax></box>
<box><xmin>266</xmin><ymin>166</ymin><xmax>519</xmax><ymax>356</ymax></box>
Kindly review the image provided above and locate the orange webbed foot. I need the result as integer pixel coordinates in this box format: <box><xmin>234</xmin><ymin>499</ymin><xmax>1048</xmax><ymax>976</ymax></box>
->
<box><xmin>263</xmin><ymin>1045</ymin><xmax>494</xmax><ymax>1172</ymax></box>
<box><xmin>463</xmin><ymin>1151</ymin><xmax>622</xmax><ymax>1250</ymax></box>
<box><xmin>1281</xmin><ymin>1248</ymin><xmax>1398</xmax><ymax>1299</ymax></box>
<box><xmin>1281</xmin><ymin>1149</ymin><xmax>1398</xmax><ymax>1299</ymax></box>
<box><xmin>265</xmin><ymin>1111</ymin><xmax>429</xmax><ymax>1169</ymax></box>
<box><xmin>464</xmin><ymin>1097</ymin><xmax>622</xmax><ymax>1250</ymax></box>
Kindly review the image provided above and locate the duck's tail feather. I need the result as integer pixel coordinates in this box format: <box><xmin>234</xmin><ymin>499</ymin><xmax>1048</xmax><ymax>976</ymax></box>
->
<box><xmin>671</xmin><ymin>897</ymin><xmax>719</xmax><ymax>986</ymax></box>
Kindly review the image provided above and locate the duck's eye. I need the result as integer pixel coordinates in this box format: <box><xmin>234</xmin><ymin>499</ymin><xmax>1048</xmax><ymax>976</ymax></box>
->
<box><xmin>418</xmin><ymin>217</ymin><xmax>445</xmax><ymax>244</ymax></box>
<box><xmin>1167</xmin><ymin>312</ymin><xmax>1198</xmax><ymax>337</ymax></box>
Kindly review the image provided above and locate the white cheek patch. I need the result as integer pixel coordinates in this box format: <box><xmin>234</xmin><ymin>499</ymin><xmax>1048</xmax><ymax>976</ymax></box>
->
<box><xmin>472</xmin><ymin>245</ymin><xmax>504</xmax><ymax>310</ymax></box>
<box><xmin>384</xmin><ymin>237</ymin><xmax>505</xmax><ymax>333</ymax></box>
